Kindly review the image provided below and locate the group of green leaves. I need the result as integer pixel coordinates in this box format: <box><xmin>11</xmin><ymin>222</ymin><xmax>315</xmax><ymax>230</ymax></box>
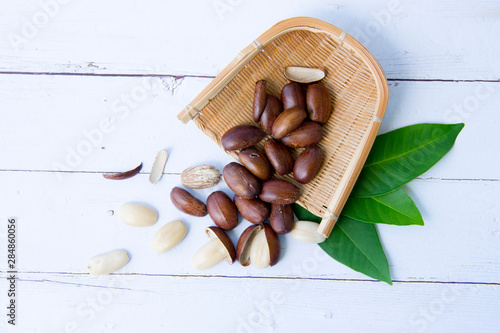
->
<box><xmin>293</xmin><ymin>123</ymin><xmax>464</xmax><ymax>284</ymax></box>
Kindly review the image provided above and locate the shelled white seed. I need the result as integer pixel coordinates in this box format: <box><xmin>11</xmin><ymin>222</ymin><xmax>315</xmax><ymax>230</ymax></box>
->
<box><xmin>87</xmin><ymin>249</ymin><xmax>130</xmax><ymax>275</ymax></box>
<box><xmin>118</xmin><ymin>203</ymin><xmax>158</xmax><ymax>227</ymax></box>
<box><xmin>152</xmin><ymin>220</ymin><xmax>187</xmax><ymax>253</ymax></box>
<box><xmin>290</xmin><ymin>221</ymin><xmax>327</xmax><ymax>243</ymax></box>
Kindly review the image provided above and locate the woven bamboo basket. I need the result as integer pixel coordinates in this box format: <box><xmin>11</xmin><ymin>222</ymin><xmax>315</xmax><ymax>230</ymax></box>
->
<box><xmin>177</xmin><ymin>17</ymin><xmax>389</xmax><ymax>237</ymax></box>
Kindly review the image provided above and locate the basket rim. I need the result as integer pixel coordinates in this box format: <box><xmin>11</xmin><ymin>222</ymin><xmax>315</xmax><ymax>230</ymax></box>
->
<box><xmin>177</xmin><ymin>17</ymin><xmax>389</xmax><ymax>237</ymax></box>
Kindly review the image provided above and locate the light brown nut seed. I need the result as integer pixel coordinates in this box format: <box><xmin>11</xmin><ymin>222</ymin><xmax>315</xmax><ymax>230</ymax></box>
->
<box><xmin>181</xmin><ymin>164</ymin><xmax>221</xmax><ymax>189</ymax></box>
<box><xmin>259</xmin><ymin>95</ymin><xmax>283</xmax><ymax>135</ymax></box>
<box><xmin>271</xmin><ymin>107</ymin><xmax>307</xmax><ymax>139</ymax></box>
<box><xmin>234</xmin><ymin>195</ymin><xmax>270</xmax><ymax>224</ymax></box>
<box><xmin>260</xmin><ymin>179</ymin><xmax>300</xmax><ymax>205</ymax></box>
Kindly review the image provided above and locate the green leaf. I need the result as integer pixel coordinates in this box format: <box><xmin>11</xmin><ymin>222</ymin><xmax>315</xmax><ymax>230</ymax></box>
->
<box><xmin>342</xmin><ymin>188</ymin><xmax>424</xmax><ymax>226</ymax></box>
<box><xmin>352</xmin><ymin>123</ymin><xmax>464</xmax><ymax>197</ymax></box>
<box><xmin>292</xmin><ymin>205</ymin><xmax>392</xmax><ymax>284</ymax></box>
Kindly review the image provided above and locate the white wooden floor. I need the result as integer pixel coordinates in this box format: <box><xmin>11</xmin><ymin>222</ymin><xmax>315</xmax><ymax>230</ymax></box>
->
<box><xmin>1</xmin><ymin>1</ymin><xmax>499</xmax><ymax>332</ymax></box>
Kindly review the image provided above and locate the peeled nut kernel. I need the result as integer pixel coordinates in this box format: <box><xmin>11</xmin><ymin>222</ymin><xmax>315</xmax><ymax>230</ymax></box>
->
<box><xmin>236</xmin><ymin>224</ymin><xmax>280</xmax><ymax>268</ymax></box>
<box><xmin>253</xmin><ymin>80</ymin><xmax>267</xmax><ymax>122</ymax></box>
<box><xmin>181</xmin><ymin>164</ymin><xmax>221</xmax><ymax>189</ymax></box>
<box><xmin>281</xmin><ymin>82</ymin><xmax>306</xmax><ymax>110</ymax></box>
<box><xmin>192</xmin><ymin>226</ymin><xmax>236</xmax><ymax>270</ymax></box>
<box><xmin>207</xmin><ymin>191</ymin><xmax>239</xmax><ymax>230</ymax></box>
<box><xmin>87</xmin><ymin>249</ymin><xmax>129</xmax><ymax>275</ymax></box>
<box><xmin>281</xmin><ymin>121</ymin><xmax>322</xmax><ymax>148</ymax></box>
<box><xmin>118</xmin><ymin>203</ymin><xmax>158</xmax><ymax>227</ymax></box>
<box><xmin>170</xmin><ymin>187</ymin><xmax>207</xmax><ymax>217</ymax></box>
<box><xmin>271</xmin><ymin>107</ymin><xmax>307</xmax><ymax>139</ymax></box>
<box><xmin>264</xmin><ymin>139</ymin><xmax>294</xmax><ymax>176</ymax></box>
<box><xmin>290</xmin><ymin>221</ymin><xmax>327</xmax><ymax>243</ymax></box>
<box><xmin>270</xmin><ymin>204</ymin><xmax>295</xmax><ymax>234</ymax></box>
<box><xmin>259</xmin><ymin>95</ymin><xmax>283</xmax><ymax>134</ymax></box>
<box><xmin>222</xmin><ymin>162</ymin><xmax>261</xmax><ymax>199</ymax></box>
<box><xmin>260</xmin><ymin>179</ymin><xmax>300</xmax><ymax>205</ymax></box>
<box><xmin>293</xmin><ymin>146</ymin><xmax>323</xmax><ymax>184</ymax></box>
<box><xmin>152</xmin><ymin>220</ymin><xmax>187</xmax><ymax>253</ymax></box>
<box><xmin>239</xmin><ymin>147</ymin><xmax>272</xmax><ymax>180</ymax></box>
<box><xmin>234</xmin><ymin>195</ymin><xmax>270</xmax><ymax>224</ymax></box>
<box><xmin>306</xmin><ymin>83</ymin><xmax>332</xmax><ymax>124</ymax></box>
<box><xmin>284</xmin><ymin>66</ymin><xmax>325</xmax><ymax>83</ymax></box>
<box><xmin>221</xmin><ymin>125</ymin><xmax>263</xmax><ymax>151</ymax></box>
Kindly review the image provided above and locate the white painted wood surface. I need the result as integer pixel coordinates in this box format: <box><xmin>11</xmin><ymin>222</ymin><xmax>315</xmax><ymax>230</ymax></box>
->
<box><xmin>1</xmin><ymin>0</ymin><xmax>499</xmax><ymax>332</ymax></box>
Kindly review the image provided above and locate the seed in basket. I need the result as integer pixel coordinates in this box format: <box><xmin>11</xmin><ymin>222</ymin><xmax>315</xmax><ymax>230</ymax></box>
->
<box><xmin>284</xmin><ymin>66</ymin><xmax>325</xmax><ymax>84</ymax></box>
<box><xmin>259</xmin><ymin>179</ymin><xmax>300</xmax><ymax>205</ymax></box>
<box><xmin>307</xmin><ymin>83</ymin><xmax>332</xmax><ymax>124</ymax></box>
<box><xmin>253</xmin><ymin>80</ymin><xmax>267</xmax><ymax>122</ymax></box>
<box><xmin>222</xmin><ymin>162</ymin><xmax>261</xmax><ymax>199</ymax></box>
<box><xmin>233</xmin><ymin>195</ymin><xmax>270</xmax><ymax>225</ymax></box>
<box><xmin>270</xmin><ymin>204</ymin><xmax>295</xmax><ymax>235</ymax></box>
<box><xmin>239</xmin><ymin>147</ymin><xmax>272</xmax><ymax>180</ymax></box>
<box><xmin>293</xmin><ymin>146</ymin><xmax>323</xmax><ymax>184</ymax></box>
<box><xmin>264</xmin><ymin>138</ymin><xmax>293</xmax><ymax>176</ymax></box>
<box><xmin>281</xmin><ymin>82</ymin><xmax>306</xmax><ymax>110</ymax></box>
<box><xmin>259</xmin><ymin>95</ymin><xmax>282</xmax><ymax>135</ymax></box>
<box><xmin>281</xmin><ymin>121</ymin><xmax>322</xmax><ymax>148</ymax></box>
<box><xmin>206</xmin><ymin>191</ymin><xmax>239</xmax><ymax>231</ymax></box>
<box><xmin>271</xmin><ymin>106</ymin><xmax>307</xmax><ymax>139</ymax></box>
<box><xmin>170</xmin><ymin>187</ymin><xmax>208</xmax><ymax>217</ymax></box>
<box><xmin>221</xmin><ymin>125</ymin><xmax>263</xmax><ymax>151</ymax></box>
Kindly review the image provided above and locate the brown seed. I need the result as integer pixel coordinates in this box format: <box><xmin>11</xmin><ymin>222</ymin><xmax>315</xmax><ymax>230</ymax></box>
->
<box><xmin>293</xmin><ymin>146</ymin><xmax>323</xmax><ymax>184</ymax></box>
<box><xmin>221</xmin><ymin>125</ymin><xmax>263</xmax><ymax>151</ymax></box>
<box><xmin>253</xmin><ymin>80</ymin><xmax>267</xmax><ymax>122</ymax></box>
<box><xmin>264</xmin><ymin>139</ymin><xmax>294</xmax><ymax>175</ymax></box>
<box><xmin>239</xmin><ymin>147</ymin><xmax>272</xmax><ymax>180</ymax></box>
<box><xmin>281</xmin><ymin>82</ymin><xmax>306</xmax><ymax>110</ymax></box>
<box><xmin>236</xmin><ymin>224</ymin><xmax>262</xmax><ymax>266</ymax></box>
<box><xmin>234</xmin><ymin>195</ymin><xmax>270</xmax><ymax>224</ymax></box>
<box><xmin>270</xmin><ymin>204</ymin><xmax>295</xmax><ymax>235</ymax></box>
<box><xmin>259</xmin><ymin>179</ymin><xmax>300</xmax><ymax>204</ymax></box>
<box><xmin>236</xmin><ymin>224</ymin><xmax>280</xmax><ymax>267</ymax></box>
<box><xmin>207</xmin><ymin>191</ymin><xmax>239</xmax><ymax>230</ymax></box>
<box><xmin>259</xmin><ymin>95</ymin><xmax>282</xmax><ymax>134</ymax></box>
<box><xmin>102</xmin><ymin>163</ymin><xmax>142</xmax><ymax>180</ymax></box>
<box><xmin>271</xmin><ymin>107</ymin><xmax>307</xmax><ymax>139</ymax></box>
<box><xmin>307</xmin><ymin>83</ymin><xmax>332</xmax><ymax>124</ymax></box>
<box><xmin>222</xmin><ymin>162</ymin><xmax>261</xmax><ymax>199</ymax></box>
<box><xmin>170</xmin><ymin>187</ymin><xmax>207</xmax><ymax>217</ymax></box>
<box><xmin>281</xmin><ymin>121</ymin><xmax>322</xmax><ymax>148</ymax></box>
<box><xmin>262</xmin><ymin>224</ymin><xmax>281</xmax><ymax>267</ymax></box>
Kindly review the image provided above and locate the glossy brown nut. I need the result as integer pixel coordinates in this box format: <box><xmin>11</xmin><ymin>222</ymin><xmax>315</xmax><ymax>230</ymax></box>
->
<box><xmin>281</xmin><ymin>82</ymin><xmax>306</xmax><ymax>110</ymax></box>
<box><xmin>221</xmin><ymin>125</ymin><xmax>263</xmax><ymax>151</ymax></box>
<box><xmin>264</xmin><ymin>139</ymin><xmax>294</xmax><ymax>175</ymax></box>
<box><xmin>259</xmin><ymin>179</ymin><xmax>300</xmax><ymax>204</ymax></box>
<box><xmin>222</xmin><ymin>162</ymin><xmax>261</xmax><ymax>199</ymax></box>
<box><xmin>234</xmin><ymin>195</ymin><xmax>270</xmax><ymax>224</ymax></box>
<box><xmin>239</xmin><ymin>147</ymin><xmax>272</xmax><ymax>180</ymax></box>
<box><xmin>207</xmin><ymin>191</ymin><xmax>239</xmax><ymax>230</ymax></box>
<box><xmin>170</xmin><ymin>187</ymin><xmax>207</xmax><ymax>217</ymax></box>
<box><xmin>281</xmin><ymin>121</ymin><xmax>322</xmax><ymax>148</ymax></box>
<box><xmin>259</xmin><ymin>95</ymin><xmax>282</xmax><ymax>135</ymax></box>
<box><xmin>270</xmin><ymin>204</ymin><xmax>295</xmax><ymax>234</ymax></box>
<box><xmin>236</xmin><ymin>224</ymin><xmax>261</xmax><ymax>266</ymax></box>
<box><xmin>307</xmin><ymin>83</ymin><xmax>332</xmax><ymax>124</ymax></box>
<box><xmin>207</xmin><ymin>226</ymin><xmax>236</xmax><ymax>264</ymax></box>
<box><xmin>262</xmin><ymin>224</ymin><xmax>281</xmax><ymax>266</ymax></box>
<box><xmin>253</xmin><ymin>80</ymin><xmax>267</xmax><ymax>122</ymax></box>
<box><xmin>271</xmin><ymin>107</ymin><xmax>307</xmax><ymax>139</ymax></box>
<box><xmin>293</xmin><ymin>146</ymin><xmax>323</xmax><ymax>184</ymax></box>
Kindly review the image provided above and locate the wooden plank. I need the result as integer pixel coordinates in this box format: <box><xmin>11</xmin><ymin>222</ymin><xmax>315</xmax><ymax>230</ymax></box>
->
<box><xmin>0</xmin><ymin>74</ymin><xmax>498</xmax><ymax>179</ymax></box>
<box><xmin>0</xmin><ymin>0</ymin><xmax>499</xmax><ymax>80</ymax></box>
<box><xmin>1</xmin><ymin>172</ymin><xmax>498</xmax><ymax>283</ymax></box>
<box><xmin>0</xmin><ymin>273</ymin><xmax>498</xmax><ymax>332</ymax></box>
